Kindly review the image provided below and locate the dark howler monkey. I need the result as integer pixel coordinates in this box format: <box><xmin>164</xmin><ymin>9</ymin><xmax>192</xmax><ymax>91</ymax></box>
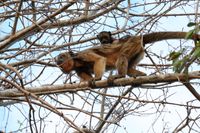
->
<box><xmin>97</xmin><ymin>31</ymin><xmax>131</xmax><ymax>45</ymax></box>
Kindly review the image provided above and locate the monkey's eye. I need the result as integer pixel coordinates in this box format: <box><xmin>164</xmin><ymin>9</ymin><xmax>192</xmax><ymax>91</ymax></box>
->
<box><xmin>56</xmin><ymin>55</ymin><xmax>66</xmax><ymax>65</ymax></box>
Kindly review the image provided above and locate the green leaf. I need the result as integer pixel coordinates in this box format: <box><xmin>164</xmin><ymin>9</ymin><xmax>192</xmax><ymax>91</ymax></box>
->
<box><xmin>182</xmin><ymin>55</ymin><xmax>189</xmax><ymax>63</ymax></box>
<box><xmin>173</xmin><ymin>60</ymin><xmax>182</xmax><ymax>73</ymax></box>
<box><xmin>193</xmin><ymin>47</ymin><xmax>200</xmax><ymax>57</ymax></box>
<box><xmin>187</xmin><ymin>22</ymin><xmax>196</xmax><ymax>27</ymax></box>
<box><xmin>196</xmin><ymin>41</ymin><xmax>200</xmax><ymax>47</ymax></box>
<box><xmin>185</xmin><ymin>29</ymin><xmax>195</xmax><ymax>39</ymax></box>
<box><xmin>195</xmin><ymin>26</ymin><xmax>200</xmax><ymax>33</ymax></box>
<box><xmin>172</xmin><ymin>55</ymin><xmax>190</xmax><ymax>73</ymax></box>
<box><xmin>169</xmin><ymin>51</ymin><xmax>181</xmax><ymax>60</ymax></box>
<box><xmin>169</xmin><ymin>49</ymin><xmax>185</xmax><ymax>61</ymax></box>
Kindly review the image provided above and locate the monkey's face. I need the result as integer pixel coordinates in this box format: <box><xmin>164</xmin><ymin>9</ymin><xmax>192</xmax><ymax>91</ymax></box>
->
<box><xmin>56</xmin><ymin>53</ymin><xmax>70</xmax><ymax>65</ymax></box>
<box><xmin>56</xmin><ymin>53</ymin><xmax>74</xmax><ymax>73</ymax></box>
<box><xmin>97</xmin><ymin>31</ymin><xmax>113</xmax><ymax>44</ymax></box>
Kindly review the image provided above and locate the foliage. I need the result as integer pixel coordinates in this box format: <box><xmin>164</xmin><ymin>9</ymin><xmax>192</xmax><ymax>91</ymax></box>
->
<box><xmin>170</xmin><ymin>22</ymin><xmax>200</xmax><ymax>73</ymax></box>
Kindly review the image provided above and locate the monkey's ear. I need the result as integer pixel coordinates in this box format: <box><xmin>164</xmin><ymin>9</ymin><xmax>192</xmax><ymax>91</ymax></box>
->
<box><xmin>108</xmin><ymin>31</ymin><xmax>112</xmax><ymax>36</ymax></box>
<box><xmin>97</xmin><ymin>34</ymin><xmax>100</xmax><ymax>39</ymax></box>
<box><xmin>69</xmin><ymin>51</ymin><xmax>75</xmax><ymax>57</ymax></box>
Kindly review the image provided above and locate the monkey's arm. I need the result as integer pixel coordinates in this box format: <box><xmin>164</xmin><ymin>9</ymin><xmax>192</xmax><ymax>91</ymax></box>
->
<box><xmin>76</xmin><ymin>70</ymin><xmax>93</xmax><ymax>81</ymax></box>
<box><xmin>77</xmin><ymin>52</ymin><xmax>107</xmax><ymax>80</ymax></box>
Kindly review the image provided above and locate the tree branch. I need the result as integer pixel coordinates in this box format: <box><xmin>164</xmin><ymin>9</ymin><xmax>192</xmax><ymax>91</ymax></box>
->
<box><xmin>0</xmin><ymin>71</ymin><xmax>200</xmax><ymax>98</ymax></box>
<box><xmin>0</xmin><ymin>2</ymin><xmax>76</xmax><ymax>51</ymax></box>
<box><xmin>182</xmin><ymin>82</ymin><xmax>200</xmax><ymax>101</ymax></box>
<box><xmin>0</xmin><ymin>0</ymin><xmax>122</xmax><ymax>51</ymax></box>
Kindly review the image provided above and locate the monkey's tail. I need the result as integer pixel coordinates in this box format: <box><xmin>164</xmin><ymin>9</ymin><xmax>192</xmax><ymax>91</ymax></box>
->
<box><xmin>142</xmin><ymin>32</ymin><xmax>191</xmax><ymax>45</ymax></box>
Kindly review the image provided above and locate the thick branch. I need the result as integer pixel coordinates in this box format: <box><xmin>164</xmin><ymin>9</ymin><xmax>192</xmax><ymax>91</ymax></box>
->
<box><xmin>0</xmin><ymin>71</ymin><xmax>200</xmax><ymax>98</ymax></box>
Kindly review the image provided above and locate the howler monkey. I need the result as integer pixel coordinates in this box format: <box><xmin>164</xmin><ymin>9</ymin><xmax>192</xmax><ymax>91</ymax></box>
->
<box><xmin>56</xmin><ymin>32</ymin><xmax>200</xmax><ymax>82</ymax></box>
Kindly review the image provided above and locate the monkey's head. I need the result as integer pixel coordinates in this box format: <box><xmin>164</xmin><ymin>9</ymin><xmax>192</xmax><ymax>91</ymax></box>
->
<box><xmin>97</xmin><ymin>31</ymin><xmax>113</xmax><ymax>44</ymax></box>
<box><xmin>56</xmin><ymin>52</ymin><xmax>75</xmax><ymax>73</ymax></box>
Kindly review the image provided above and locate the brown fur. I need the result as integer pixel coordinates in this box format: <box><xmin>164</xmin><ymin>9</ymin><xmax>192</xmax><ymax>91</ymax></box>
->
<box><xmin>56</xmin><ymin>32</ymin><xmax>199</xmax><ymax>81</ymax></box>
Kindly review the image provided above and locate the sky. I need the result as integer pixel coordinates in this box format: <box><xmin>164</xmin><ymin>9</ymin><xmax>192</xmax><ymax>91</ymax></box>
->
<box><xmin>1</xmin><ymin>1</ymin><xmax>200</xmax><ymax>133</ymax></box>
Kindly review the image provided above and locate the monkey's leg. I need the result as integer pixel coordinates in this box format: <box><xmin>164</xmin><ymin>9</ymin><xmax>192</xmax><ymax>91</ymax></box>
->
<box><xmin>78</xmin><ymin>71</ymin><xmax>99</xmax><ymax>87</ymax></box>
<box><xmin>116</xmin><ymin>55</ymin><xmax>128</xmax><ymax>77</ymax></box>
<box><xmin>107</xmin><ymin>55</ymin><xmax>128</xmax><ymax>85</ymax></box>
<box><xmin>77</xmin><ymin>71</ymin><xmax>93</xmax><ymax>81</ymax></box>
<box><xmin>79</xmin><ymin>52</ymin><xmax>106</xmax><ymax>87</ymax></box>
<box><xmin>127</xmin><ymin>68</ymin><xmax>146</xmax><ymax>77</ymax></box>
<box><xmin>81</xmin><ymin>52</ymin><xmax>106</xmax><ymax>80</ymax></box>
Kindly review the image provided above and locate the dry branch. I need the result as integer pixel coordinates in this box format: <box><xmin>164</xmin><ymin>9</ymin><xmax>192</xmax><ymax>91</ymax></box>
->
<box><xmin>0</xmin><ymin>1</ymin><xmax>121</xmax><ymax>51</ymax></box>
<box><xmin>0</xmin><ymin>71</ymin><xmax>200</xmax><ymax>98</ymax></box>
<box><xmin>0</xmin><ymin>2</ymin><xmax>76</xmax><ymax>50</ymax></box>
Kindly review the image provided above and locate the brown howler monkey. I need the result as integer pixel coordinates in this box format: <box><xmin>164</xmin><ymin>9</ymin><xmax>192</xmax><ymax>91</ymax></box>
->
<box><xmin>56</xmin><ymin>32</ymin><xmax>200</xmax><ymax>82</ymax></box>
<box><xmin>97</xmin><ymin>31</ymin><xmax>131</xmax><ymax>45</ymax></box>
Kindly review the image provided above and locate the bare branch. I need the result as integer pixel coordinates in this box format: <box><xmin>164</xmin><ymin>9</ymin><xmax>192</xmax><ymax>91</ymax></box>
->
<box><xmin>0</xmin><ymin>71</ymin><xmax>200</xmax><ymax>98</ymax></box>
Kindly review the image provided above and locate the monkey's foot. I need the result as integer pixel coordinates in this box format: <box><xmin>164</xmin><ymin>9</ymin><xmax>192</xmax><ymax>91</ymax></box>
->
<box><xmin>88</xmin><ymin>80</ymin><xmax>96</xmax><ymax>88</ymax></box>
<box><xmin>107</xmin><ymin>75</ymin><xmax>124</xmax><ymax>85</ymax></box>
<box><xmin>107</xmin><ymin>76</ymin><xmax>114</xmax><ymax>85</ymax></box>
<box><xmin>128</xmin><ymin>72</ymin><xmax>147</xmax><ymax>78</ymax></box>
<box><xmin>88</xmin><ymin>78</ymin><xmax>101</xmax><ymax>88</ymax></box>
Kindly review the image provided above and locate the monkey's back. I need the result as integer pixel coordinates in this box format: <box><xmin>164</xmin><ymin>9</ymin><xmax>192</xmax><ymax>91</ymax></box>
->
<box><xmin>83</xmin><ymin>36</ymin><xmax>142</xmax><ymax>65</ymax></box>
<box><xmin>122</xmin><ymin>36</ymin><xmax>144</xmax><ymax>66</ymax></box>
<box><xmin>85</xmin><ymin>45</ymin><xmax>119</xmax><ymax>67</ymax></box>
